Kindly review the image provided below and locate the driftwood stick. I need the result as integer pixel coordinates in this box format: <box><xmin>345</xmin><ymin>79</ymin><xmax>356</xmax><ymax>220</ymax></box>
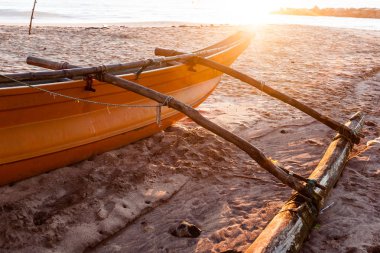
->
<box><xmin>28</xmin><ymin>0</ymin><xmax>37</xmax><ymax>35</ymax></box>
<box><xmin>153</xmin><ymin>49</ymin><xmax>360</xmax><ymax>144</ymax></box>
<box><xmin>26</xmin><ymin>56</ymin><xmax>319</xmax><ymax>200</ymax></box>
<box><xmin>245</xmin><ymin>112</ymin><xmax>364</xmax><ymax>253</ymax></box>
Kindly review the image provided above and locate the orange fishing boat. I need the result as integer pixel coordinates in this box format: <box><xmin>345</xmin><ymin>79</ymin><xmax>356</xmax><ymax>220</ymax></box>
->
<box><xmin>0</xmin><ymin>32</ymin><xmax>251</xmax><ymax>186</ymax></box>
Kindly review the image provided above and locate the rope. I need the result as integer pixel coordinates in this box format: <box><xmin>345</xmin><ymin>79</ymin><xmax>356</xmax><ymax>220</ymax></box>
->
<box><xmin>0</xmin><ymin>73</ymin><xmax>160</xmax><ymax>109</ymax></box>
<box><xmin>156</xmin><ymin>96</ymin><xmax>174</xmax><ymax>126</ymax></box>
<box><xmin>162</xmin><ymin>95</ymin><xmax>174</xmax><ymax>106</ymax></box>
<box><xmin>156</xmin><ymin>105</ymin><xmax>162</xmax><ymax>126</ymax></box>
<box><xmin>334</xmin><ymin>126</ymin><xmax>355</xmax><ymax>146</ymax></box>
<box><xmin>279</xmin><ymin>166</ymin><xmax>326</xmax><ymax>190</ymax></box>
<box><xmin>59</xmin><ymin>61</ymin><xmax>70</xmax><ymax>70</ymax></box>
<box><xmin>96</xmin><ymin>64</ymin><xmax>108</xmax><ymax>81</ymax></box>
<box><xmin>0</xmin><ymin>73</ymin><xmax>175</xmax><ymax>127</ymax></box>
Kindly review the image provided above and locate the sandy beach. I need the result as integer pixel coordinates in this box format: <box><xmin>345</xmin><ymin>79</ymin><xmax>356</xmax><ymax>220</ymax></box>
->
<box><xmin>0</xmin><ymin>24</ymin><xmax>379</xmax><ymax>252</ymax></box>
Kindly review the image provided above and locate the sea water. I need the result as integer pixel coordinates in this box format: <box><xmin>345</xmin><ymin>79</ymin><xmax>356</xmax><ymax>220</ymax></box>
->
<box><xmin>0</xmin><ymin>0</ymin><xmax>380</xmax><ymax>30</ymax></box>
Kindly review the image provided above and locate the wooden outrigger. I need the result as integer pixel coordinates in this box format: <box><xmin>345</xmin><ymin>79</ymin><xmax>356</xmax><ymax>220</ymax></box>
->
<box><xmin>246</xmin><ymin>112</ymin><xmax>364</xmax><ymax>253</ymax></box>
<box><xmin>155</xmin><ymin>47</ymin><xmax>365</xmax><ymax>252</ymax></box>
<box><xmin>0</xmin><ymin>31</ymin><xmax>364</xmax><ymax>252</ymax></box>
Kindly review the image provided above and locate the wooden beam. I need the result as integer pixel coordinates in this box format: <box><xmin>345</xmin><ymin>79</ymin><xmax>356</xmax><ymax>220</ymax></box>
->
<box><xmin>153</xmin><ymin>49</ymin><xmax>360</xmax><ymax>144</ymax></box>
<box><xmin>193</xmin><ymin>57</ymin><xmax>360</xmax><ymax>144</ymax></box>
<box><xmin>25</xmin><ymin>56</ymin><xmax>319</xmax><ymax>200</ymax></box>
<box><xmin>245</xmin><ymin>112</ymin><xmax>364</xmax><ymax>253</ymax></box>
<box><xmin>0</xmin><ymin>40</ymin><xmax>243</xmax><ymax>84</ymax></box>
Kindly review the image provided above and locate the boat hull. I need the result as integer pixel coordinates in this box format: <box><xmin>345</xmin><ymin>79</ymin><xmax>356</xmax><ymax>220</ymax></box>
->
<box><xmin>0</xmin><ymin>33</ymin><xmax>250</xmax><ymax>185</ymax></box>
<box><xmin>0</xmin><ymin>77</ymin><xmax>219</xmax><ymax>185</ymax></box>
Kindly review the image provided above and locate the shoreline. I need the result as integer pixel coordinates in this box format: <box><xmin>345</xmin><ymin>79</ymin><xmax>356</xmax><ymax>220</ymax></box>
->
<box><xmin>1</xmin><ymin>23</ymin><xmax>378</xmax><ymax>35</ymax></box>
<box><xmin>0</xmin><ymin>21</ymin><xmax>225</xmax><ymax>28</ymax></box>
<box><xmin>273</xmin><ymin>7</ymin><xmax>380</xmax><ymax>19</ymax></box>
<box><xmin>1</xmin><ymin>14</ymin><xmax>380</xmax><ymax>31</ymax></box>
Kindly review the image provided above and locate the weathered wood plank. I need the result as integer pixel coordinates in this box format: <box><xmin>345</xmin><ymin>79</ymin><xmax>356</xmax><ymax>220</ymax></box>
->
<box><xmin>245</xmin><ymin>112</ymin><xmax>364</xmax><ymax>253</ymax></box>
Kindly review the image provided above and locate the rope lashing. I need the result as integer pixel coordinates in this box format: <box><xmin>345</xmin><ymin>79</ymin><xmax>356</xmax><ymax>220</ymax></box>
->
<box><xmin>59</xmin><ymin>61</ymin><xmax>70</xmax><ymax>70</ymax></box>
<box><xmin>333</xmin><ymin>125</ymin><xmax>362</xmax><ymax>146</ymax></box>
<box><xmin>162</xmin><ymin>95</ymin><xmax>174</xmax><ymax>106</ymax></box>
<box><xmin>279</xmin><ymin>166</ymin><xmax>326</xmax><ymax>190</ymax></box>
<box><xmin>156</xmin><ymin>96</ymin><xmax>174</xmax><ymax>126</ymax></box>
<box><xmin>96</xmin><ymin>65</ymin><xmax>108</xmax><ymax>81</ymax></box>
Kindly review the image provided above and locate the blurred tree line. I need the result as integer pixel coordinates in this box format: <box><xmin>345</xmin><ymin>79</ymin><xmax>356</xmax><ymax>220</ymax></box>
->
<box><xmin>273</xmin><ymin>6</ymin><xmax>380</xmax><ymax>19</ymax></box>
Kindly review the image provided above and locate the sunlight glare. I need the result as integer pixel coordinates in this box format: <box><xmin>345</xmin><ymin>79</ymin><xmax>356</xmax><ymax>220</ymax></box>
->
<box><xmin>212</xmin><ymin>0</ymin><xmax>281</xmax><ymax>24</ymax></box>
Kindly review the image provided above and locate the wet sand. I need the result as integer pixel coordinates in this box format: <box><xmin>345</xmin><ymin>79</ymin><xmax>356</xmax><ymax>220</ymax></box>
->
<box><xmin>0</xmin><ymin>24</ymin><xmax>379</xmax><ymax>252</ymax></box>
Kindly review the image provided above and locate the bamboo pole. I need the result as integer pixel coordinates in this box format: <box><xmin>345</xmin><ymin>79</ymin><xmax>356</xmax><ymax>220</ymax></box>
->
<box><xmin>26</xmin><ymin>56</ymin><xmax>320</xmax><ymax>200</ymax></box>
<box><xmin>29</xmin><ymin>0</ymin><xmax>37</xmax><ymax>35</ymax></box>
<box><xmin>245</xmin><ymin>112</ymin><xmax>364</xmax><ymax>253</ymax></box>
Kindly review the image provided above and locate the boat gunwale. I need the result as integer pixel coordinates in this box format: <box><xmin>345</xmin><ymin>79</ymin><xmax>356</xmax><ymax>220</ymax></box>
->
<box><xmin>0</xmin><ymin>51</ymin><xmax>242</xmax><ymax>116</ymax></box>
<box><xmin>0</xmin><ymin>32</ymin><xmax>250</xmax><ymax>93</ymax></box>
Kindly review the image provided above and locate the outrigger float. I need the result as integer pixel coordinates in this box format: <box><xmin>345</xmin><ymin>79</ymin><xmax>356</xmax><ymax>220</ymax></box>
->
<box><xmin>0</xmin><ymin>31</ymin><xmax>364</xmax><ymax>252</ymax></box>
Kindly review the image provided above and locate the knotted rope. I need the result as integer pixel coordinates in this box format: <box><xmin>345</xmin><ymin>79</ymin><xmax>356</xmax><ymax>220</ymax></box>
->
<box><xmin>96</xmin><ymin>64</ymin><xmax>108</xmax><ymax>81</ymax></box>
<box><xmin>156</xmin><ymin>96</ymin><xmax>174</xmax><ymax>126</ymax></box>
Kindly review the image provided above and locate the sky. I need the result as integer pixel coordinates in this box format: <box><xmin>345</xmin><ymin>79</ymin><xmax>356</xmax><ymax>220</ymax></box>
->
<box><xmin>0</xmin><ymin>0</ymin><xmax>379</xmax><ymax>26</ymax></box>
<box><xmin>1</xmin><ymin>0</ymin><xmax>379</xmax><ymax>11</ymax></box>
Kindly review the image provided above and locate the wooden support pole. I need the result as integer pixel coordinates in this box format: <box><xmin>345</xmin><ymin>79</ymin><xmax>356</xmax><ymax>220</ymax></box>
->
<box><xmin>153</xmin><ymin>48</ymin><xmax>360</xmax><ymax>144</ymax></box>
<box><xmin>25</xmin><ymin>56</ymin><xmax>319</xmax><ymax>200</ymax></box>
<box><xmin>245</xmin><ymin>112</ymin><xmax>364</xmax><ymax>253</ymax></box>
<box><xmin>193</xmin><ymin>57</ymin><xmax>360</xmax><ymax>144</ymax></box>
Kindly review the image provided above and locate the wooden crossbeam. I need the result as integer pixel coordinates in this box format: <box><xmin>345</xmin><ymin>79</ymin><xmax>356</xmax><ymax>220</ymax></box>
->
<box><xmin>25</xmin><ymin>56</ymin><xmax>319</xmax><ymax>200</ymax></box>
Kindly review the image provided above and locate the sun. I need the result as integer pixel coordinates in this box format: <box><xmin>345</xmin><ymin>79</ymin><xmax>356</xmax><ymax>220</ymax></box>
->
<box><xmin>192</xmin><ymin>0</ymin><xmax>283</xmax><ymax>24</ymax></box>
<box><xmin>240</xmin><ymin>0</ymin><xmax>279</xmax><ymax>14</ymax></box>
<box><xmin>214</xmin><ymin>0</ymin><xmax>281</xmax><ymax>24</ymax></box>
